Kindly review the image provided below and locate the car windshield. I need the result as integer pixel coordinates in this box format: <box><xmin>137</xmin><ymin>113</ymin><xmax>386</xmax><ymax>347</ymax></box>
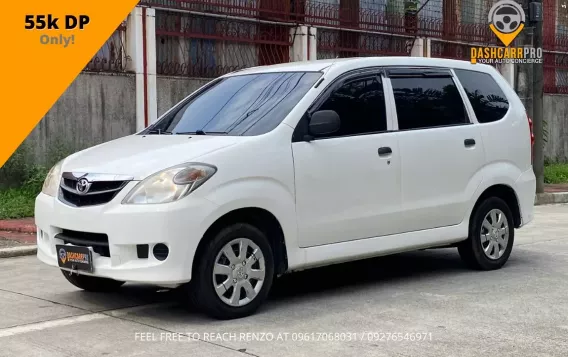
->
<box><xmin>146</xmin><ymin>72</ymin><xmax>322</xmax><ymax>136</ymax></box>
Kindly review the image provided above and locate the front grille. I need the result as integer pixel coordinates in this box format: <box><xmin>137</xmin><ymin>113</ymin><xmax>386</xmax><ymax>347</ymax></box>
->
<box><xmin>63</xmin><ymin>178</ymin><xmax>124</xmax><ymax>192</ymax></box>
<box><xmin>60</xmin><ymin>189</ymin><xmax>121</xmax><ymax>207</ymax></box>
<box><xmin>56</xmin><ymin>229</ymin><xmax>110</xmax><ymax>257</ymax></box>
<box><xmin>59</xmin><ymin>173</ymin><xmax>130</xmax><ymax>207</ymax></box>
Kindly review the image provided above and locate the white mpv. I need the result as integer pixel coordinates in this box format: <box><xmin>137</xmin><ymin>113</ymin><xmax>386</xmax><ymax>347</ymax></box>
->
<box><xmin>36</xmin><ymin>57</ymin><xmax>536</xmax><ymax>319</ymax></box>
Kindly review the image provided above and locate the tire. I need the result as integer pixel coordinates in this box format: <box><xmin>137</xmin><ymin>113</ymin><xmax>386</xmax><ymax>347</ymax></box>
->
<box><xmin>61</xmin><ymin>270</ymin><xmax>125</xmax><ymax>292</ymax></box>
<box><xmin>187</xmin><ymin>223</ymin><xmax>275</xmax><ymax>320</ymax></box>
<box><xmin>458</xmin><ymin>197</ymin><xmax>515</xmax><ymax>270</ymax></box>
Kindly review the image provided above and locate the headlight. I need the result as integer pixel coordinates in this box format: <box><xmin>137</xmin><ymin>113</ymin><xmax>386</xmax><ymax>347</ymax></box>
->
<box><xmin>42</xmin><ymin>160</ymin><xmax>63</xmax><ymax>197</ymax></box>
<box><xmin>122</xmin><ymin>163</ymin><xmax>217</xmax><ymax>204</ymax></box>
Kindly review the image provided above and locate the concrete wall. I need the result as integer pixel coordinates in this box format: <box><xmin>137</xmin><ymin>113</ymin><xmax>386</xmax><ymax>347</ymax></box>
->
<box><xmin>156</xmin><ymin>76</ymin><xmax>210</xmax><ymax>117</ymax></box>
<box><xmin>544</xmin><ymin>94</ymin><xmax>568</xmax><ymax>163</ymax></box>
<box><xmin>22</xmin><ymin>73</ymin><xmax>211</xmax><ymax>165</ymax></box>
<box><xmin>24</xmin><ymin>72</ymin><xmax>137</xmax><ymax>165</ymax></box>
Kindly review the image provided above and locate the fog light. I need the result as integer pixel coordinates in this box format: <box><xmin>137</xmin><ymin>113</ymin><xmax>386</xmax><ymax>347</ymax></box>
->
<box><xmin>153</xmin><ymin>243</ymin><xmax>169</xmax><ymax>261</ymax></box>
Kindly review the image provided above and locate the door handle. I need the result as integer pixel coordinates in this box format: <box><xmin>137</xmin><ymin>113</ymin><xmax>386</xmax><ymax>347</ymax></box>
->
<box><xmin>378</xmin><ymin>147</ymin><xmax>392</xmax><ymax>156</ymax></box>
<box><xmin>464</xmin><ymin>139</ymin><xmax>476</xmax><ymax>147</ymax></box>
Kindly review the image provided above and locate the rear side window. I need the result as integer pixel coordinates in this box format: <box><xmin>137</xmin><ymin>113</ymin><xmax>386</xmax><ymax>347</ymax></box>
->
<box><xmin>391</xmin><ymin>76</ymin><xmax>469</xmax><ymax>130</ymax></box>
<box><xmin>454</xmin><ymin>69</ymin><xmax>509</xmax><ymax>123</ymax></box>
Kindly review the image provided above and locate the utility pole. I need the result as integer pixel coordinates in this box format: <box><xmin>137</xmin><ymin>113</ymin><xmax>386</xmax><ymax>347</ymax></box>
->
<box><xmin>530</xmin><ymin>0</ymin><xmax>544</xmax><ymax>193</ymax></box>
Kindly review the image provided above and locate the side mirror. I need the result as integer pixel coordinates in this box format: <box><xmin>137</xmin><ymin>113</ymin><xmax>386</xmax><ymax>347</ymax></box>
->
<box><xmin>308</xmin><ymin>110</ymin><xmax>341</xmax><ymax>137</ymax></box>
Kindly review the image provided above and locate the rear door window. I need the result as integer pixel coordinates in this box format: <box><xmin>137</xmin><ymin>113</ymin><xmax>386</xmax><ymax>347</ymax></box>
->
<box><xmin>454</xmin><ymin>69</ymin><xmax>509</xmax><ymax>123</ymax></box>
<box><xmin>390</xmin><ymin>73</ymin><xmax>469</xmax><ymax>130</ymax></box>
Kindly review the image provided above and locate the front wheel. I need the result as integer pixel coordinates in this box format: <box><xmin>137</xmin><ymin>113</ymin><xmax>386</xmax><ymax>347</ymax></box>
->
<box><xmin>187</xmin><ymin>223</ymin><xmax>274</xmax><ymax>320</ymax></box>
<box><xmin>61</xmin><ymin>270</ymin><xmax>125</xmax><ymax>292</ymax></box>
<box><xmin>458</xmin><ymin>197</ymin><xmax>515</xmax><ymax>270</ymax></box>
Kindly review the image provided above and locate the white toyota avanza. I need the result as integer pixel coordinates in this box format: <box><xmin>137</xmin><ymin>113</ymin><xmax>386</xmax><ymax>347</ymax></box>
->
<box><xmin>36</xmin><ymin>57</ymin><xmax>536</xmax><ymax>319</ymax></box>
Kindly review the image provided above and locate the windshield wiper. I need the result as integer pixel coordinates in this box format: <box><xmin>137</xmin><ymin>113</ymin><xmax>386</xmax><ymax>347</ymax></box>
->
<box><xmin>174</xmin><ymin>130</ymin><xmax>227</xmax><ymax>135</ymax></box>
<box><xmin>146</xmin><ymin>128</ymin><xmax>172</xmax><ymax>135</ymax></box>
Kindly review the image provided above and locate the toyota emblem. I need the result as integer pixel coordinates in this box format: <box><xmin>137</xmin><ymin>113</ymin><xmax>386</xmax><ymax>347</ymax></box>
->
<box><xmin>75</xmin><ymin>178</ymin><xmax>91</xmax><ymax>195</ymax></box>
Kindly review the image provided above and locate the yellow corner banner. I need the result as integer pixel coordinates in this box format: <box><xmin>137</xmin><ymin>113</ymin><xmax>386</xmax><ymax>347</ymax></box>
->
<box><xmin>0</xmin><ymin>0</ymin><xmax>139</xmax><ymax>167</ymax></box>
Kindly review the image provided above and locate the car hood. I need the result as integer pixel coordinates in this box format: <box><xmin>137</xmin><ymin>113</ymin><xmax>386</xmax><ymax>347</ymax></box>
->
<box><xmin>62</xmin><ymin>135</ymin><xmax>238</xmax><ymax>180</ymax></box>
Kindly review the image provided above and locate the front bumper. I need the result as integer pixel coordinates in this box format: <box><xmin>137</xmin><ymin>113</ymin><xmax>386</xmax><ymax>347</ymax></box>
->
<box><xmin>35</xmin><ymin>183</ymin><xmax>218</xmax><ymax>285</ymax></box>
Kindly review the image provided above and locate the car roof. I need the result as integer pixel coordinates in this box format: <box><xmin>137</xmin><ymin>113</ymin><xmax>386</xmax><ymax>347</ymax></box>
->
<box><xmin>225</xmin><ymin>57</ymin><xmax>496</xmax><ymax>77</ymax></box>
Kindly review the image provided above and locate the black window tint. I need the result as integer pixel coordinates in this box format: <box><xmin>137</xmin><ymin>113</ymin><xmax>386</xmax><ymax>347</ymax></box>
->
<box><xmin>454</xmin><ymin>69</ymin><xmax>509</xmax><ymax>123</ymax></box>
<box><xmin>149</xmin><ymin>72</ymin><xmax>321</xmax><ymax>136</ymax></box>
<box><xmin>391</xmin><ymin>76</ymin><xmax>468</xmax><ymax>130</ymax></box>
<box><xmin>317</xmin><ymin>76</ymin><xmax>387</xmax><ymax>137</ymax></box>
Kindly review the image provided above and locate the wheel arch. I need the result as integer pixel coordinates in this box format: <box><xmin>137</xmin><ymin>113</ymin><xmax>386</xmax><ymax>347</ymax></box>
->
<box><xmin>471</xmin><ymin>184</ymin><xmax>522</xmax><ymax>228</ymax></box>
<box><xmin>193</xmin><ymin>207</ymin><xmax>289</xmax><ymax>277</ymax></box>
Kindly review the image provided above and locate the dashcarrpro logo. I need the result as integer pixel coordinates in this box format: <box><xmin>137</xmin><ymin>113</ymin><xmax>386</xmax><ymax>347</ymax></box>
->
<box><xmin>470</xmin><ymin>0</ymin><xmax>542</xmax><ymax>65</ymax></box>
<box><xmin>59</xmin><ymin>248</ymin><xmax>67</xmax><ymax>264</ymax></box>
<box><xmin>489</xmin><ymin>0</ymin><xmax>525</xmax><ymax>47</ymax></box>
<box><xmin>58</xmin><ymin>248</ymin><xmax>89</xmax><ymax>265</ymax></box>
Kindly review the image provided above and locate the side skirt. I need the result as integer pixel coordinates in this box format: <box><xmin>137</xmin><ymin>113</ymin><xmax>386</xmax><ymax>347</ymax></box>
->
<box><xmin>290</xmin><ymin>222</ymin><xmax>469</xmax><ymax>272</ymax></box>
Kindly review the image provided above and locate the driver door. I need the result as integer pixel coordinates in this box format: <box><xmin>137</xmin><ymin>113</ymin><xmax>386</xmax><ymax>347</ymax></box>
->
<box><xmin>292</xmin><ymin>71</ymin><xmax>402</xmax><ymax>248</ymax></box>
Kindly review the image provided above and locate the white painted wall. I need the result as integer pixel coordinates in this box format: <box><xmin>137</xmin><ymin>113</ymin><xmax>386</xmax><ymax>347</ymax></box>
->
<box><xmin>145</xmin><ymin>8</ymin><xmax>158</xmax><ymax>125</ymax></box>
<box><xmin>126</xmin><ymin>7</ymin><xmax>145</xmax><ymax>131</ymax></box>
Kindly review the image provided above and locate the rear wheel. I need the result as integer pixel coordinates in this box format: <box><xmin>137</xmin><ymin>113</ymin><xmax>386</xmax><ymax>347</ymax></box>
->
<box><xmin>187</xmin><ymin>223</ymin><xmax>274</xmax><ymax>320</ymax></box>
<box><xmin>458</xmin><ymin>197</ymin><xmax>515</xmax><ymax>270</ymax></box>
<box><xmin>61</xmin><ymin>270</ymin><xmax>124</xmax><ymax>292</ymax></box>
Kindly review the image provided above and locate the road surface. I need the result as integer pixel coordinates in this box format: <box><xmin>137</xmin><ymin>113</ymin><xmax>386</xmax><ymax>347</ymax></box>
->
<box><xmin>1</xmin><ymin>204</ymin><xmax>567</xmax><ymax>357</ymax></box>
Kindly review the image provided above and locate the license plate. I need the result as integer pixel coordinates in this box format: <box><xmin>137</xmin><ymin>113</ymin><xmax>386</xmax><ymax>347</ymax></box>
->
<box><xmin>56</xmin><ymin>245</ymin><xmax>93</xmax><ymax>273</ymax></box>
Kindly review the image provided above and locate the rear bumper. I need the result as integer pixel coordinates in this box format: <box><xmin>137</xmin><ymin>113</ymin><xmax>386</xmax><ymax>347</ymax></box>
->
<box><xmin>35</xmin><ymin>185</ymin><xmax>219</xmax><ymax>285</ymax></box>
<box><xmin>515</xmin><ymin>168</ymin><xmax>536</xmax><ymax>227</ymax></box>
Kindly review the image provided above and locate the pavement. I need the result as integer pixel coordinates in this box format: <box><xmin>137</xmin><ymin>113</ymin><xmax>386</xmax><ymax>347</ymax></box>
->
<box><xmin>535</xmin><ymin>192</ymin><xmax>568</xmax><ymax>205</ymax></box>
<box><xmin>0</xmin><ymin>217</ymin><xmax>35</xmax><ymax>233</ymax></box>
<box><xmin>545</xmin><ymin>183</ymin><xmax>568</xmax><ymax>193</ymax></box>
<box><xmin>537</xmin><ymin>183</ymin><xmax>568</xmax><ymax>205</ymax></box>
<box><xmin>0</xmin><ymin>217</ymin><xmax>36</xmax><ymax>258</ymax></box>
<box><xmin>0</xmin><ymin>224</ymin><xmax>36</xmax><ymax>258</ymax></box>
<box><xmin>0</xmin><ymin>204</ymin><xmax>567</xmax><ymax>356</ymax></box>
<box><xmin>0</xmin><ymin>230</ymin><xmax>36</xmax><ymax>258</ymax></box>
